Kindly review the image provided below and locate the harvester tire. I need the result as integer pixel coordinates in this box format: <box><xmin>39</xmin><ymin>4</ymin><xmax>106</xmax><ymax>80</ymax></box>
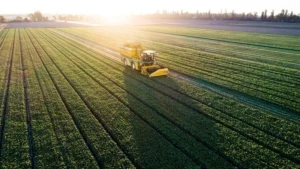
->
<box><xmin>131</xmin><ymin>62</ymin><xmax>135</xmax><ymax>70</ymax></box>
<box><xmin>123</xmin><ymin>59</ymin><xmax>127</xmax><ymax>66</ymax></box>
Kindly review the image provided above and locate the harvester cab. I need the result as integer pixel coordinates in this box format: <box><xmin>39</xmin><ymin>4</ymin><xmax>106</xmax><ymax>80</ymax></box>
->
<box><xmin>141</xmin><ymin>50</ymin><xmax>157</xmax><ymax>64</ymax></box>
<box><xmin>120</xmin><ymin>42</ymin><xmax>169</xmax><ymax>77</ymax></box>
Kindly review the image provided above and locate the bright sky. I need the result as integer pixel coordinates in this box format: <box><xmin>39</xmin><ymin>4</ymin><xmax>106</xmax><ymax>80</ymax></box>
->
<box><xmin>0</xmin><ymin>0</ymin><xmax>299</xmax><ymax>16</ymax></box>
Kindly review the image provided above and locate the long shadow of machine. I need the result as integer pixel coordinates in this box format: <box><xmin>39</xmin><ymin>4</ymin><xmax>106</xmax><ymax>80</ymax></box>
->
<box><xmin>120</xmin><ymin>66</ymin><xmax>223</xmax><ymax>168</ymax></box>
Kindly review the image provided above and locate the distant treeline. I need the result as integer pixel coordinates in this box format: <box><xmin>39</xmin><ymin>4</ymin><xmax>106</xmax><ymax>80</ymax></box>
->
<box><xmin>136</xmin><ymin>9</ymin><xmax>300</xmax><ymax>23</ymax></box>
<box><xmin>0</xmin><ymin>11</ymin><xmax>97</xmax><ymax>23</ymax></box>
<box><xmin>0</xmin><ymin>11</ymin><xmax>48</xmax><ymax>22</ymax></box>
<box><xmin>1</xmin><ymin>9</ymin><xmax>300</xmax><ymax>23</ymax></box>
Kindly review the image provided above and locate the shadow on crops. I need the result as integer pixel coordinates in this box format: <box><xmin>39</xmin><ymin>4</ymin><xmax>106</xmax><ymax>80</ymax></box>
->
<box><xmin>121</xmin><ymin>68</ymin><xmax>224</xmax><ymax>168</ymax></box>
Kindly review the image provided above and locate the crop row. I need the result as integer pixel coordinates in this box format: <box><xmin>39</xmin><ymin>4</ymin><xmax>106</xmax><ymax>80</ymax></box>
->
<box><xmin>91</xmin><ymin>27</ymin><xmax>300</xmax><ymax>72</ymax></box>
<box><xmin>67</xmin><ymin>26</ymin><xmax>300</xmax><ymax>72</ymax></box>
<box><xmin>137</xmin><ymin>25</ymin><xmax>300</xmax><ymax>50</ymax></box>
<box><xmin>132</xmin><ymin>34</ymin><xmax>300</xmax><ymax>83</ymax></box>
<box><xmin>159</xmin><ymin>46</ymin><xmax>300</xmax><ymax>86</ymax></box>
<box><xmin>49</xmin><ymin>28</ymin><xmax>300</xmax><ymax>144</ymax></box>
<box><xmin>52</xmin><ymin>26</ymin><xmax>300</xmax><ymax>145</ymax></box>
<box><xmin>42</xmin><ymin>28</ymin><xmax>300</xmax><ymax>168</ymax></box>
<box><xmin>0</xmin><ymin>29</ymin><xmax>30</xmax><ymax>168</ymax></box>
<box><xmin>39</xmin><ymin>29</ymin><xmax>275</xmax><ymax>168</ymax></box>
<box><xmin>59</xmin><ymin>28</ymin><xmax>300</xmax><ymax>113</ymax></box>
<box><xmin>64</xmin><ymin>27</ymin><xmax>300</xmax><ymax>86</ymax></box>
<box><xmin>156</xmin><ymin>49</ymin><xmax>300</xmax><ymax>93</ymax></box>
<box><xmin>24</xmin><ymin>28</ymin><xmax>137</xmax><ymax>168</ymax></box>
<box><xmin>65</xmin><ymin>27</ymin><xmax>300</xmax><ymax>80</ymax></box>
<box><xmin>19</xmin><ymin>29</ymin><xmax>35</xmax><ymax>167</ymax></box>
<box><xmin>28</xmin><ymin>28</ymin><xmax>205</xmax><ymax>168</ymax></box>
<box><xmin>123</xmin><ymin>29</ymin><xmax>300</xmax><ymax>108</ymax></box>
<box><xmin>49</xmin><ymin>28</ymin><xmax>300</xmax><ymax>147</ymax></box>
<box><xmin>38</xmin><ymin>29</ymin><xmax>235</xmax><ymax>168</ymax></box>
<box><xmin>52</xmin><ymin>27</ymin><xmax>300</xmax><ymax>165</ymax></box>
<box><xmin>158</xmin><ymin>57</ymin><xmax>300</xmax><ymax>112</ymax></box>
<box><xmin>20</xmin><ymin>28</ymin><xmax>67</xmax><ymax>168</ymax></box>
<box><xmin>0</xmin><ymin>29</ymin><xmax>10</xmax><ymax>129</ymax></box>
<box><xmin>70</xmin><ymin>27</ymin><xmax>300</xmax><ymax>87</ymax></box>
<box><xmin>126</xmin><ymin>29</ymin><xmax>300</xmax><ymax>68</ymax></box>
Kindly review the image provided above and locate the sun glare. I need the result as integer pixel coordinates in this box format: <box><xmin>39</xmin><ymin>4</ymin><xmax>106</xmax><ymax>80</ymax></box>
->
<box><xmin>0</xmin><ymin>0</ymin><xmax>299</xmax><ymax>17</ymax></box>
<box><xmin>101</xmin><ymin>14</ymin><xmax>130</xmax><ymax>25</ymax></box>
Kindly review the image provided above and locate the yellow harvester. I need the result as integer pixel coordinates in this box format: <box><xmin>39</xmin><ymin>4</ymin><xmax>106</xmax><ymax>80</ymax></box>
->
<box><xmin>120</xmin><ymin>41</ymin><xmax>169</xmax><ymax>77</ymax></box>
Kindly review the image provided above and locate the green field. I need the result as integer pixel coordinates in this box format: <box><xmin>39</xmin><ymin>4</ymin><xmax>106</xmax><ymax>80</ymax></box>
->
<box><xmin>0</xmin><ymin>26</ymin><xmax>299</xmax><ymax>168</ymax></box>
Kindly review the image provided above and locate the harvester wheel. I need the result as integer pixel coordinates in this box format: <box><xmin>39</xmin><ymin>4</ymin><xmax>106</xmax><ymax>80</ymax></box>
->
<box><xmin>131</xmin><ymin>62</ymin><xmax>135</xmax><ymax>70</ymax></box>
<box><xmin>123</xmin><ymin>59</ymin><xmax>127</xmax><ymax>66</ymax></box>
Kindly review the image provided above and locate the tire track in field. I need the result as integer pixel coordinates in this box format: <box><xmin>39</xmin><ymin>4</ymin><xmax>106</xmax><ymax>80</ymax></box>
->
<box><xmin>0</xmin><ymin>29</ymin><xmax>15</xmax><ymax>158</ymax></box>
<box><xmin>44</xmin><ymin>29</ymin><xmax>300</xmax><ymax>166</ymax></box>
<box><xmin>19</xmin><ymin>29</ymin><xmax>36</xmax><ymax>169</ymax></box>
<box><xmin>50</xmin><ymin>28</ymin><xmax>300</xmax><ymax>123</ymax></box>
<box><xmin>25</xmin><ymin>29</ymin><xmax>103</xmax><ymax>168</ymax></box>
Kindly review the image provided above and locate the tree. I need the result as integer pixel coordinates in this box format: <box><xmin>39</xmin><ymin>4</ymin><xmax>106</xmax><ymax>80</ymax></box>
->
<box><xmin>29</xmin><ymin>10</ymin><xmax>44</xmax><ymax>21</ymax></box>
<box><xmin>254</xmin><ymin>12</ymin><xmax>258</xmax><ymax>20</ymax></box>
<box><xmin>264</xmin><ymin>9</ymin><xmax>267</xmax><ymax>20</ymax></box>
<box><xmin>261</xmin><ymin>12</ymin><xmax>265</xmax><ymax>20</ymax></box>
<box><xmin>0</xmin><ymin>16</ymin><xmax>5</xmax><ymax>22</ymax></box>
<box><xmin>58</xmin><ymin>15</ymin><xmax>65</xmax><ymax>20</ymax></box>
<box><xmin>208</xmin><ymin>10</ymin><xmax>212</xmax><ymax>19</ymax></box>
<box><xmin>270</xmin><ymin>10</ymin><xmax>274</xmax><ymax>21</ymax></box>
<box><xmin>289</xmin><ymin>11</ymin><xmax>294</xmax><ymax>22</ymax></box>
<box><xmin>16</xmin><ymin>16</ymin><xmax>23</xmax><ymax>22</ymax></box>
<box><xmin>284</xmin><ymin>10</ymin><xmax>288</xmax><ymax>21</ymax></box>
<box><xmin>241</xmin><ymin>12</ymin><xmax>245</xmax><ymax>20</ymax></box>
<box><xmin>231</xmin><ymin>10</ymin><xmax>235</xmax><ymax>20</ymax></box>
<box><xmin>278</xmin><ymin>9</ymin><xmax>285</xmax><ymax>21</ymax></box>
<box><xmin>246</xmin><ymin>12</ymin><xmax>254</xmax><ymax>20</ymax></box>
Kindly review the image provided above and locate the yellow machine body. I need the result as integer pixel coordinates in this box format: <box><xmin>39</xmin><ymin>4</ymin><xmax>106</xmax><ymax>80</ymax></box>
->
<box><xmin>120</xmin><ymin>41</ymin><xmax>168</xmax><ymax>77</ymax></box>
